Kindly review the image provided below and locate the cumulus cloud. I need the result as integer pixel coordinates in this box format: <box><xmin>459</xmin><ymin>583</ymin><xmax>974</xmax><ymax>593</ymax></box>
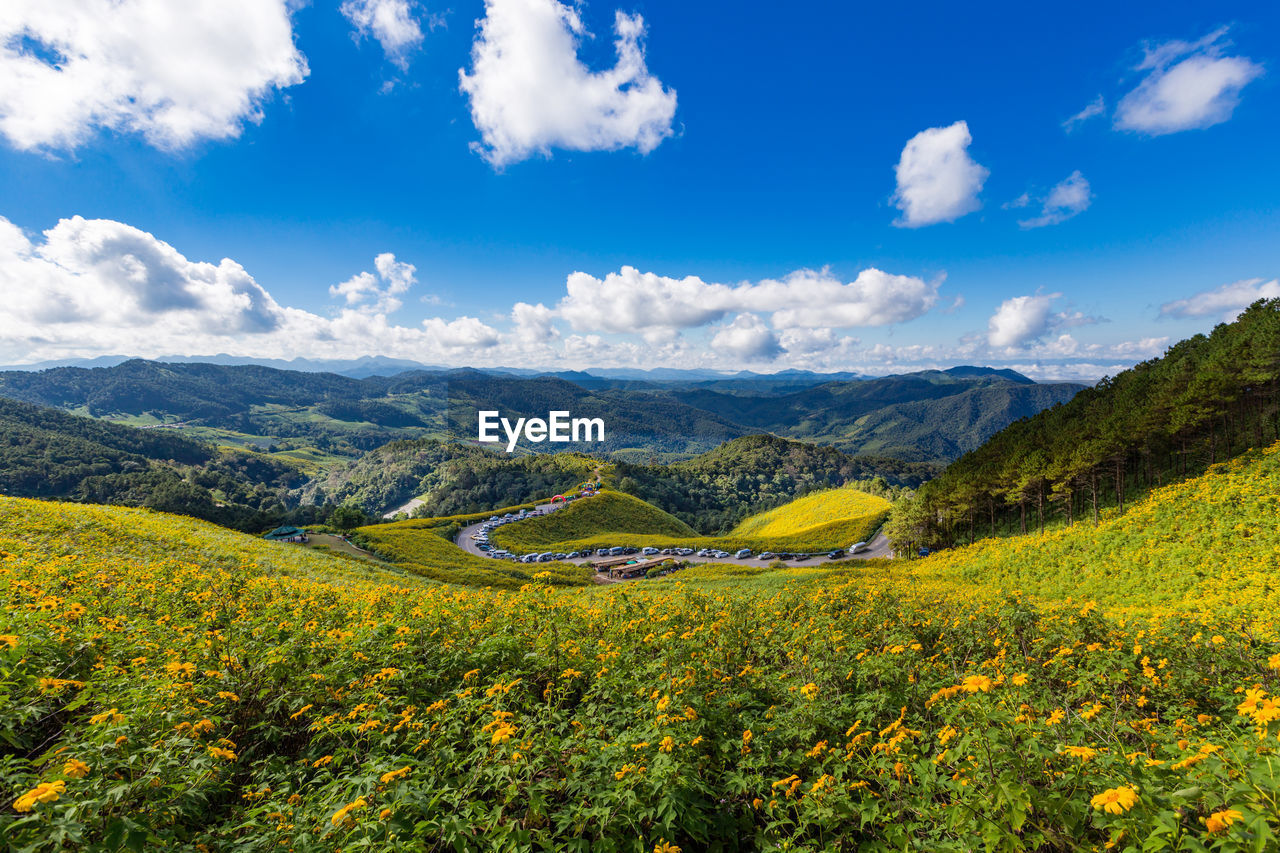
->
<box><xmin>421</xmin><ymin>315</ymin><xmax>500</xmax><ymax>349</ymax></box>
<box><xmin>891</xmin><ymin>121</ymin><xmax>988</xmax><ymax>227</ymax></box>
<box><xmin>341</xmin><ymin>0</ymin><xmax>428</xmax><ymax>70</ymax></box>
<box><xmin>558</xmin><ymin>267</ymin><xmax>733</xmax><ymax>332</ymax></box>
<box><xmin>0</xmin><ymin>214</ymin><xmax>514</xmax><ymax>363</ymax></box>
<box><xmin>510</xmin><ymin>301</ymin><xmax>561</xmax><ymax>348</ymax></box>
<box><xmin>1115</xmin><ymin>28</ymin><xmax>1262</xmax><ymax>135</ymax></box>
<box><xmin>988</xmin><ymin>294</ymin><xmax>1059</xmax><ymax>348</ymax></box>
<box><xmin>458</xmin><ymin>0</ymin><xmax>677</xmax><ymax>167</ymax></box>
<box><xmin>0</xmin><ymin>0</ymin><xmax>307</xmax><ymax>151</ymax></box>
<box><xmin>987</xmin><ymin>293</ymin><xmax>1104</xmax><ymax>349</ymax></box>
<box><xmin>710</xmin><ymin>314</ymin><xmax>782</xmax><ymax>362</ymax></box>
<box><xmin>329</xmin><ymin>253</ymin><xmax>418</xmax><ymax>314</ymax></box>
<box><xmin>1063</xmin><ymin>95</ymin><xmax>1105</xmax><ymax>132</ymax></box>
<box><xmin>556</xmin><ymin>265</ymin><xmax>940</xmax><ymax>335</ymax></box>
<box><xmin>1159</xmin><ymin>278</ymin><xmax>1280</xmax><ymax>322</ymax></box>
<box><xmin>1018</xmin><ymin>171</ymin><xmax>1093</xmax><ymax>229</ymax></box>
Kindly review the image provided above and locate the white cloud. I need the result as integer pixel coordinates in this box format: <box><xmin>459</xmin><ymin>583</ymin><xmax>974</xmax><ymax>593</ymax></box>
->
<box><xmin>988</xmin><ymin>294</ymin><xmax>1059</xmax><ymax>348</ymax></box>
<box><xmin>0</xmin><ymin>214</ymin><xmax>510</xmax><ymax>363</ymax></box>
<box><xmin>1115</xmin><ymin>28</ymin><xmax>1262</xmax><ymax>135</ymax></box>
<box><xmin>987</xmin><ymin>293</ymin><xmax>1106</xmax><ymax>349</ymax></box>
<box><xmin>558</xmin><ymin>267</ymin><xmax>733</xmax><ymax>332</ymax></box>
<box><xmin>1063</xmin><ymin>95</ymin><xmax>1105</xmax><ymax>132</ymax></box>
<box><xmin>421</xmin><ymin>315</ymin><xmax>500</xmax><ymax>349</ymax></box>
<box><xmin>1159</xmin><ymin>278</ymin><xmax>1280</xmax><ymax>322</ymax></box>
<box><xmin>510</xmin><ymin>301</ymin><xmax>561</xmax><ymax>348</ymax></box>
<box><xmin>329</xmin><ymin>253</ymin><xmax>418</xmax><ymax>314</ymax></box>
<box><xmin>458</xmin><ymin>0</ymin><xmax>676</xmax><ymax>167</ymax></box>
<box><xmin>710</xmin><ymin>314</ymin><xmax>782</xmax><ymax>362</ymax></box>
<box><xmin>738</xmin><ymin>268</ymin><xmax>942</xmax><ymax>329</ymax></box>
<box><xmin>341</xmin><ymin>0</ymin><xmax>428</xmax><ymax>70</ymax></box>
<box><xmin>0</xmin><ymin>0</ymin><xmax>307</xmax><ymax>152</ymax></box>
<box><xmin>891</xmin><ymin>120</ymin><xmax>988</xmax><ymax>227</ymax></box>
<box><xmin>556</xmin><ymin>265</ymin><xmax>939</xmax><ymax>334</ymax></box>
<box><xmin>1018</xmin><ymin>171</ymin><xmax>1093</xmax><ymax>229</ymax></box>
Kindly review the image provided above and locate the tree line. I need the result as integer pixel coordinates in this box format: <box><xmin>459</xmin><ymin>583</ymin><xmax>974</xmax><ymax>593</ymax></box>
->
<box><xmin>886</xmin><ymin>299</ymin><xmax>1280</xmax><ymax>555</ymax></box>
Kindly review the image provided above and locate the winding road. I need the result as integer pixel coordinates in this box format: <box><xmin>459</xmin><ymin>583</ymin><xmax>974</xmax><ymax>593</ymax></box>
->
<box><xmin>452</xmin><ymin>500</ymin><xmax>893</xmax><ymax>568</ymax></box>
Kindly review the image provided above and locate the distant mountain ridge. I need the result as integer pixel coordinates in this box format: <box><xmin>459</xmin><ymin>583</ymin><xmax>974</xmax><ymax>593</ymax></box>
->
<box><xmin>0</xmin><ymin>359</ymin><xmax>1081</xmax><ymax>464</ymax></box>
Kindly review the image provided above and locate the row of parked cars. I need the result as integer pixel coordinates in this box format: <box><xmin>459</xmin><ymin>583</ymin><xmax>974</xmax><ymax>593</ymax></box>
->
<box><xmin>470</xmin><ymin>507</ymin><xmax>550</xmax><ymax>560</ymax></box>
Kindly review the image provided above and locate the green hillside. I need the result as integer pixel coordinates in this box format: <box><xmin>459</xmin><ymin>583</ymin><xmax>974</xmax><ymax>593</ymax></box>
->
<box><xmin>4</xmin><ymin>477</ymin><xmax>1279</xmax><ymax>849</ymax></box>
<box><xmin>301</xmin><ymin>440</ymin><xmax>599</xmax><ymax>517</ymax></box>
<box><xmin>353</xmin><ymin>506</ymin><xmax>593</xmax><ymax>589</ymax></box>
<box><xmin>889</xmin><ymin>298</ymin><xmax>1280</xmax><ymax>552</ymax></box>
<box><xmin>491</xmin><ymin>487</ymin><xmax>888</xmax><ymax>553</ymax></box>
<box><xmin>488</xmin><ymin>490</ymin><xmax>697</xmax><ymax>550</ymax></box>
<box><xmin>0</xmin><ymin>397</ymin><xmax>311</xmax><ymax>532</ymax></box>
<box><xmin>919</xmin><ymin>441</ymin><xmax>1280</xmax><ymax>620</ymax></box>
<box><xmin>0</xmin><ymin>360</ymin><xmax>1081</xmax><ymax>466</ymax></box>
<box><xmin>614</xmin><ymin>433</ymin><xmax>929</xmax><ymax>533</ymax></box>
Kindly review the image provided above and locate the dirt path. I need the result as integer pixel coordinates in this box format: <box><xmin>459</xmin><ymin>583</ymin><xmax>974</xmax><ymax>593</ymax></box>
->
<box><xmin>383</xmin><ymin>497</ymin><xmax>426</xmax><ymax>519</ymax></box>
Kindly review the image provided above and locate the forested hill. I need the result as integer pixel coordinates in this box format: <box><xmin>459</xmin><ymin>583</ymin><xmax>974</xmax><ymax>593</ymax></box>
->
<box><xmin>0</xmin><ymin>359</ymin><xmax>1083</xmax><ymax>464</ymax></box>
<box><xmin>0</xmin><ymin>397</ymin><xmax>312</xmax><ymax>532</ymax></box>
<box><xmin>887</xmin><ymin>299</ymin><xmax>1280</xmax><ymax>553</ymax></box>
<box><xmin>613</xmin><ymin>434</ymin><xmax>932</xmax><ymax>534</ymax></box>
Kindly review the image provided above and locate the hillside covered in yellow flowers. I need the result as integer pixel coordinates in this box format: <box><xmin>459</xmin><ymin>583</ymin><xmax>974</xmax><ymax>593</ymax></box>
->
<box><xmin>2</xmin><ymin>445</ymin><xmax>1279</xmax><ymax>850</ymax></box>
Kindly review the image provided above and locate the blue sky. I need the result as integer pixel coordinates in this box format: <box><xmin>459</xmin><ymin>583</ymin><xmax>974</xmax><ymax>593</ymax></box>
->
<box><xmin>0</xmin><ymin>0</ymin><xmax>1277</xmax><ymax>378</ymax></box>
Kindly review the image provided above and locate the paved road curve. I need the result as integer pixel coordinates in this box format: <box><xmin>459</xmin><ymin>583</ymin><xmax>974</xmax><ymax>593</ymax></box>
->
<box><xmin>453</xmin><ymin>500</ymin><xmax>894</xmax><ymax>569</ymax></box>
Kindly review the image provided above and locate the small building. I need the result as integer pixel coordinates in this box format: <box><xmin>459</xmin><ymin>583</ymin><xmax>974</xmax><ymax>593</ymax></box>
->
<box><xmin>264</xmin><ymin>525</ymin><xmax>308</xmax><ymax>543</ymax></box>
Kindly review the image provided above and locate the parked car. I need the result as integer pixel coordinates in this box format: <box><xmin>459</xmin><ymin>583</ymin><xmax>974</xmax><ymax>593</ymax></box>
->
<box><xmin>642</xmin><ymin>546</ymin><xmax>659</xmax><ymax>556</ymax></box>
<box><xmin>793</xmin><ymin>554</ymin><xmax>811</xmax><ymax>562</ymax></box>
<box><xmin>735</xmin><ymin>549</ymin><xmax>752</xmax><ymax>559</ymax></box>
<box><xmin>758</xmin><ymin>552</ymin><xmax>776</xmax><ymax>560</ymax></box>
<box><xmin>828</xmin><ymin>549</ymin><xmax>843</xmax><ymax>559</ymax></box>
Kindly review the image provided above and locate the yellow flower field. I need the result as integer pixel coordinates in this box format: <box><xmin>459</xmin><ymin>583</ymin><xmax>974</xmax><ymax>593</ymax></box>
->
<box><xmin>1</xmin><ymin>446</ymin><xmax>1278</xmax><ymax>851</ymax></box>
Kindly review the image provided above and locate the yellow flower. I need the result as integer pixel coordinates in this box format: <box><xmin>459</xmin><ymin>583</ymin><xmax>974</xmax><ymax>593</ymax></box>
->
<box><xmin>380</xmin><ymin>766</ymin><xmax>411</xmax><ymax>784</ymax></box>
<box><xmin>379</xmin><ymin>808</ymin><xmax>393</xmax><ymax>820</ymax></box>
<box><xmin>491</xmin><ymin>723</ymin><xmax>516</xmax><ymax>745</ymax></box>
<box><xmin>331</xmin><ymin>797</ymin><xmax>367</xmax><ymax>826</ymax></box>
<box><xmin>13</xmin><ymin>780</ymin><xmax>65</xmax><ymax>812</ymax></box>
<box><xmin>1090</xmin><ymin>786</ymin><xmax>1138</xmax><ymax>814</ymax></box>
<box><xmin>216</xmin><ymin>691</ymin><xmax>240</xmax><ymax>702</ymax></box>
<box><xmin>800</xmin><ymin>682</ymin><xmax>818</xmax><ymax>700</ymax></box>
<box><xmin>1062</xmin><ymin>745</ymin><xmax>1098</xmax><ymax>762</ymax></box>
<box><xmin>208</xmin><ymin>746</ymin><xmax>238</xmax><ymax>761</ymax></box>
<box><xmin>89</xmin><ymin>708</ymin><xmax>125</xmax><ymax>725</ymax></box>
<box><xmin>1046</xmin><ymin>709</ymin><xmax>1065</xmax><ymax>725</ymax></box>
<box><xmin>165</xmin><ymin>661</ymin><xmax>196</xmax><ymax>678</ymax></box>
<box><xmin>1269</xmin><ymin>652</ymin><xmax>1280</xmax><ymax>670</ymax></box>
<box><xmin>1010</xmin><ymin>673</ymin><xmax>1029</xmax><ymax>686</ymax></box>
<box><xmin>0</xmin><ymin>634</ymin><xmax>18</xmax><ymax>648</ymax></box>
<box><xmin>654</xmin><ymin>841</ymin><xmax>681</xmax><ymax>853</ymax></box>
<box><xmin>1203</xmin><ymin>808</ymin><xmax>1243</xmax><ymax>834</ymax></box>
<box><xmin>659</xmin><ymin>736</ymin><xmax>675</xmax><ymax>753</ymax></box>
<box><xmin>63</xmin><ymin>759</ymin><xmax>90</xmax><ymax>778</ymax></box>
<box><xmin>960</xmin><ymin>675</ymin><xmax>992</xmax><ymax>693</ymax></box>
<box><xmin>656</xmin><ymin>694</ymin><xmax>671</xmax><ymax>712</ymax></box>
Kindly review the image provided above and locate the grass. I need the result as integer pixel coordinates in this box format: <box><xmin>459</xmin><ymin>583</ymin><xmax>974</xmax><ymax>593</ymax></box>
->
<box><xmin>2</xmin><ymin>458</ymin><xmax>1279</xmax><ymax>850</ymax></box>
<box><xmin>354</xmin><ymin>502</ymin><xmax>593</xmax><ymax>589</ymax></box>
<box><xmin>491</xmin><ymin>488</ymin><xmax>890</xmax><ymax>553</ymax></box>
<box><xmin>919</xmin><ymin>440</ymin><xmax>1280</xmax><ymax>629</ymax></box>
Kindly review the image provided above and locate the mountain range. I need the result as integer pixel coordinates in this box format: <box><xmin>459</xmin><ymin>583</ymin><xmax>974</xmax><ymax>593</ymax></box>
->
<box><xmin>0</xmin><ymin>359</ymin><xmax>1084</xmax><ymax>464</ymax></box>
